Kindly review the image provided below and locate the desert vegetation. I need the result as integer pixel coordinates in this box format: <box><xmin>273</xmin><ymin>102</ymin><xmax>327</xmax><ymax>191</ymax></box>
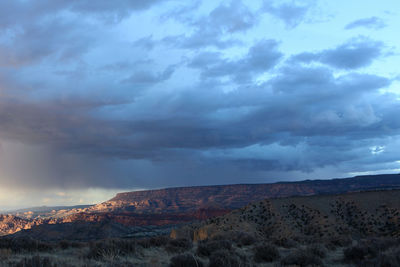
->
<box><xmin>0</xmin><ymin>233</ymin><xmax>400</xmax><ymax>266</ymax></box>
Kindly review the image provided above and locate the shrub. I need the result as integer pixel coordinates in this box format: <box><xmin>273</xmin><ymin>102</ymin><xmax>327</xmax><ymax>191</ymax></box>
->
<box><xmin>365</xmin><ymin>237</ymin><xmax>400</xmax><ymax>251</ymax></box>
<box><xmin>15</xmin><ymin>255</ymin><xmax>54</xmax><ymax>267</ymax></box>
<box><xmin>343</xmin><ymin>244</ymin><xmax>378</xmax><ymax>264</ymax></box>
<box><xmin>197</xmin><ymin>240</ymin><xmax>232</xmax><ymax>257</ymax></box>
<box><xmin>273</xmin><ymin>237</ymin><xmax>297</xmax><ymax>248</ymax></box>
<box><xmin>138</xmin><ymin>235</ymin><xmax>170</xmax><ymax>248</ymax></box>
<box><xmin>306</xmin><ymin>244</ymin><xmax>327</xmax><ymax>259</ymax></box>
<box><xmin>0</xmin><ymin>248</ymin><xmax>12</xmax><ymax>260</ymax></box>
<box><xmin>170</xmin><ymin>253</ymin><xmax>204</xmax><ymax>267</ymax></box>
<box><xmin>209</xmin><ymin>249</ymin><xmax>247</xmax><ymax>267</ymax></box>
<box><xmin>149</xmin><ymin>235</ymin><xmax>170</xmax><ymax>247</ymax></box>
<box><xmin>58</xmin><ymin>240</ymin><xmax>84</xmax><ymax>250</ymax></box>
<box><xmin>210</xmin><ymin>233</ymin><xmax>233</xmax><ymax>241</ymax></box>
<box><xmin>87</xmin><ymin>242</ymin><xmax>120</xmax><ymax>261</ymax></box>
<box><xmin>0</xmin><ymin>237</ymin><xmax>52</xmax><ymax>253</ymax></box>
<box><xmin>87</xmin><ymin>239</ymin><xmax>136</xmax><ymax>260</ymax></box>
<box><xmin>281</xmin><ymin>249</ymin><xmax>324</xmax><ymax>267</ymax></box>
<box><xmin>165</xmin><ymin>238</ymin><xmax>193</xmax><ymax>253</ymax></box>
<box><xmin>376</xmin><ymin>247</ymin><xmax>400</xmax><ymax>267</ymax></box>
<box><xmin>254</xmin><ymin>243</ymin><xmax>280</xmax><ymax>262</ymax></box>
<box><xmin>325</xmin><ymin>235</ymin><xmax>352</xmax><ymax>250</ymax></box>
<box><xmin>233</xmin><ymin>232</ymin><xmax>256</xmax><ymax>247</ymax></box>
<box><xmin>137</xmin><ymin>238</ymin><xmax>152</xmax><ymax>248</ymax></box>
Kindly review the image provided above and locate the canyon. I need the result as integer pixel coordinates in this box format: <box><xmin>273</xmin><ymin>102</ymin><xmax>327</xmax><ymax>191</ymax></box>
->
<box><xmin>1</xmin><ymin>173</ymin><xmax>399</xmax><ymax>239</ymax></box>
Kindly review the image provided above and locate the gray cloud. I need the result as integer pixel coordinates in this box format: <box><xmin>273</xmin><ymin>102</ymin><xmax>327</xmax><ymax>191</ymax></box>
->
<box><xmin>0</xmin><ymin>0</ymin><xmax>165</xmax><ymax>29</ymax></box>
<box><xmin>188</xmin><ymin>39</ymin><xmax>283</xmax><ymax>83</ymax></box>
<box><xmin>0</xmin><ymin>19</ymin><xmax>93</xmax><ymax>67</ymax></box>
<box><xmin>0</xmin><ymin>61</ymin><xmax>397</xmax><ymax>189</ymax></box>
<box><xmin>291</xmin><ymin>37</ymin><xmax>384</xmax><ymax>69</ymax></box>
<box><xmin>133</xmin><ymin>36</ymin><xmax>157</xmax><ymax>50</ymax></box>
<box><xmin>164</xmin><ymin>1</ymin><xmax>257</xmax><ymax>49</ymax></box>
<box><xmin>0</xmin><ymin>0</ymin><xmax>399</xmax><ymax>192</ymax></box>
<box><xmin>122</xmin><ymin>65</ymin><xmax>175</xmax><ymax>85</ymax></box>
<box><xmin>345</xmin><ymin>17</ymin><xmax>386</xmax><ymax>30</ymax></box>
<box><xmin>263</xmin><ymin>1</ymin><xmax>313</xmax><ymax>28</ymax></box>
<box><xmin>0</xmin><ymin>0</ymin><xmax>167</xmax><ymax>67</ymax></box>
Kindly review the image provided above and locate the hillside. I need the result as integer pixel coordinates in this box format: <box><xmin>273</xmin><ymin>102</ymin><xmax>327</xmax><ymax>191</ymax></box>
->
<box><xmin>173</xmin><ymin>189</ymin><xmax>400</xmax><ymax>242</ymax></box>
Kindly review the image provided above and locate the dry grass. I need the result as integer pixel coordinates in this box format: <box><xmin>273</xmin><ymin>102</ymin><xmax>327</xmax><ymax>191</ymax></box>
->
<box><xmin>0</xmin><ymin>234</ymin><xmax>399</xmax><ymax>266</ymax></box>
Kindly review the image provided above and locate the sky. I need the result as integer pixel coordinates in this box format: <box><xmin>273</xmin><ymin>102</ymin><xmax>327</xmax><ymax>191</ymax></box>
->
<box><xmin>0</xmin><ymin>0</ymin><xmax>399</xmax><ymax>209</ymax></box>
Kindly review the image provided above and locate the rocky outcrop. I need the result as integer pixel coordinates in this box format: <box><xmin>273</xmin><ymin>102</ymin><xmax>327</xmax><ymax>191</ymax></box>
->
<box><xmin>0</xmin><ymin>215</ymin><xmax>49</xmax><ymax>236</ymax></box>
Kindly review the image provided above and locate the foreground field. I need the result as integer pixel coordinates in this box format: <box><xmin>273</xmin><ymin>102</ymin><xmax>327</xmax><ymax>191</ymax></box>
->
<box><xmin>0</xmin><ymin>234</ymin><xmax>400</xmax><ymax>266</ymax></box>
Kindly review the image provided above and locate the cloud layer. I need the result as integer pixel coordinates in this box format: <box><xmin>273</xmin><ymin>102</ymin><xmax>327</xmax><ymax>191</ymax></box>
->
<box><xmin>0</xmin><ymin>0</ymin><xmax>399</xmax><ymax>194</ymax></box>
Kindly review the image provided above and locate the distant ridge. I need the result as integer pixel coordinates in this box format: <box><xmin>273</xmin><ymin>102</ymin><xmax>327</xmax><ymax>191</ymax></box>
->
<box><xmin>112</xmin><ymin>174</ymin><xmax>400</xmax><ymax>200</ymax></box>
<box><xmin>107</xmin><ymin>174</ymin><xmax>400</xmax><ymax>213</ymax></box>
<box><xmin>7</xmin><ymin>205</ymin><xmax>92</xmax><ymax>214</ymax></box>
<box><xmin>1</xmin><ymin>173</ymin><xmax>400</xmax><ymax>238</ymax></box>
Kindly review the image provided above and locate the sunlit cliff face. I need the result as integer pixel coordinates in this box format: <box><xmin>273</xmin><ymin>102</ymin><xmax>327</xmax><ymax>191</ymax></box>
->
<box><xmin>0</xmin><ymin>0</ymin><xmax>400</xmax><ymax>208</ymax></box>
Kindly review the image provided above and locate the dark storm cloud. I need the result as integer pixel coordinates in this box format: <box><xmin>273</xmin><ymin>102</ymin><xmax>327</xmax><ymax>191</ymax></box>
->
<box><xmin>188</xmin><ymin>40</ymin><xmax>283</xmax><ymax>83</ymax></box>
<box><xmin>291</xmin><ymin>37</ymin><xmax>384</xmax><ymax>69</ymax></box>
<box><xmin>0</xmin><ymin>64</ymin><xmax>395</xmax><ymax>159</ymax></box>
<box><xmin>345</xmin><ymin>17</ymin><xmax>386</xmax><ymax>30</ymax></box>
<box><xmin>0</xmin><ymin>0</ymin><xmax>399</xmax><ymax>191</ymax></box>
<box><xmin>263</xmin><ymin>1</ymin><xmax>313</xmax><ymax>28</ymax></box>
<box><xmin>0</xmin><ymin>62</ymin><xmax>399</xmax><ymax>188</ymax></box>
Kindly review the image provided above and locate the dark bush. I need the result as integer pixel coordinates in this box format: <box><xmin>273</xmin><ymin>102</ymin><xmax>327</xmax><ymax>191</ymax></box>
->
<box><xmin>254</xmin><ymin>243</ymin><xmax>280</xmax><ymax>262</ymax></box>
<box><xmin>365</xmin><ymin>237</ymin><xmax>400</xmax><ymax>251</ymax></box>
<box><xmin>0</xmin><ymin>238</ymin><xmax>52</xmax><ymax>253</ymax></box>
<box><xmin>59</xmin><ymin>240</ymin><xmax>71</xmax><ymax>250</ymax></box>
<box><xmin>341</xmin><ymin>239</ymin><xmax>400</xmax><ymax>266</ymax></box>
<box><xmin>343</xmin><ymin>244</ymin><xmax>378</xmax><ymax>263</ymax></box>
<box><xmin>16</xmin><ymin>255</ymin><xmax>54</xmax><ymax>267</ymax></box>
<box><xmin>58</xmin><ymin>240</ymin><xmax>84</xmax><ymax>250</ymax></box>
<box><xmin>273</xmin><ymin>237</ymin><xmax>297</xmax><ymax>248</ymax></box>
<box><xmin>197</xmin><ymin>239</ymin><xmax>232</xmax><ymax>257</ymax></box>
<box><xmin>137</xmin><ymin>238</ymin><xmax>152</xmax><ymax>248</ymax></box>
<box><xmin>233</xmin><ymin>232</ymin><xmax>256</xmax><ymax>247</ymax></box>
<box><xmin>149</xmin><ymin>235</ymin><xmax>170</xmax><ymax>247</ymax></box>
<box><xmin>165</xmin><ymin>238</ymin><xmax>193</xmax><ymax>253</ymax></box>
<box><xmin>87</xmin><ymin>239</ymin><xmax>136</xmax><ymax>260</ymax></box>
<box><xmin>209</xmin><ymin>249</ymin><xmax>247</xmax><ymax>267</ymax></box>
<box><xmin>138</xmin><ymin>235</ymin><xmax>170</xmax><ymax>248</ymax></box>
<box><xmin>87</xmin><ymin>242</ymin><xmax>120</xmax><ymax>261</ymax></box>
<box><xmin>170</xmin><ymin>253</ymin><xmax>204</xmax><ymax>267</ymax></box>
<box><xmin>376</xmin><ymin>247</ymin><xmax>400</xmax><ymax>267</ymax></box>
<box><xmin>281</xmin><ymin>249</ymin><xmax>324</xmax><ymax>267</ymax></box>
<box><xmin>306</xmin><ymin>244</ymin><xmax>327</xmax><ymax>259</ymax></box>
<box><xmin>0</xmin><ymin>248</ymin><xmax>12</xmax><ymax>260</ymax></box>
<box><xmin>210</xmin><ymin>233</ymin><xmax>232</xmax><ymax>241</ymax></box>
<box><xmin>325</xmin><ymin>235</ymin><xmax>352</xmax><ymax>250</ymax></box>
